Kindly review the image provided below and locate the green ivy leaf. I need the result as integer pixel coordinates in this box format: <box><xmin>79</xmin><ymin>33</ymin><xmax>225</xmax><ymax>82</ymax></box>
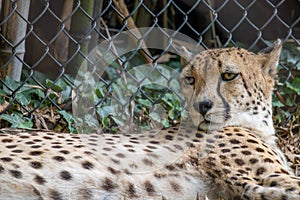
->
<box><xmin>111</xmin><ymin>116</ymin><xmax>124</xmax><ymax>126</ymax></box>
<box><xmin>0</xmin><ymin>113</ymin><xmax>33</xmax><ymax>128</ymax></box>
<box><xmin>272</xmin><ymin>99</ymin><xmax>284</xmax><ymax>107</ymax></box>
<box><xmin>13</xmin><ymin>87</ymin><xmax>45</xmax><ymax>107</ymax></box>
<box><xmin>58</xmin><ymin>110</ymin><xmax>76</xmax><ymax>133</ymax></box>
<box><xmin>286</xmin><ymin>78</ymin><xmax>300</xmax><ymax>95</ymax></box>
<box><xmin>168</xmin><ymin>108</ymin><xmax>177</xmax><ymax>120</ymax></box>
<box><xmin>3</xmin><ymin>76</ymin><xmax>18</xmax><ymax>95</ymax></box>
<box><xmin>29</xmin><ymin>88</ymin><xmax>45</xmax><ymax>99</ymax></box>
<box><xmin>96</xmin><ymin>82</ymin><xmax>106</xmax><ymax>98</ymax></box>
<box><xmin>97</xmin><ymin>106</ymin><xmax>116</xmax><ymax>118</ymax></box>
<box><xmin>137</xmin><ymin>98</ymin><xmax>152</xmax><ymax>107</ymax></box>
<box><xmin>46</xmin><ymin>78</ymin><xmax>68</xmax><ymax>92</ymax></box>
<box><xmin>83</xmin><ymin>114</ymin><xmax>100</xmax><ymax>131</ymax></box>
<box><xmin>149</xmin><ymin>112</ymin><xmax>161</xmax><ymax>123</ymax></box>
<box><xmin>16</xmin><ymin>92</ymin><xmax>29</xmax><ymax>106</ymax></box>
<box><xmin>101</xmin><ymin>116</ymin><xmax>111</xmax><ymax>127</ymax></box>
<box><xmin>161</xmin><ymin>119</ymin><xmax>170</xmax><ymax>128</ymax></box>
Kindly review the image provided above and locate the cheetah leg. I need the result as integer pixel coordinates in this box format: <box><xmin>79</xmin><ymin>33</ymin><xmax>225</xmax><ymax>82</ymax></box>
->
<box><xmin>241</xmin><ymin>174</ymin><xmax>300</xmax><ymax>200</ymax></box>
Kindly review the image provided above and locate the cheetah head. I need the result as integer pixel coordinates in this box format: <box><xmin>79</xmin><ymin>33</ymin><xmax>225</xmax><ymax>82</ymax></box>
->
<box><xmin>179</xmin><ymin>40</ymin><xmax>282</xmax><ymax>136</ymax></box>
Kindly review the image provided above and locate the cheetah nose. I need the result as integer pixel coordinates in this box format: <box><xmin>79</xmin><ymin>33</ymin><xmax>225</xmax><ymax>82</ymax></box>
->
<box><xmin>194</xmin><ymin>99</ymin><xmax>213</xmax><ymax>116</ymax></box>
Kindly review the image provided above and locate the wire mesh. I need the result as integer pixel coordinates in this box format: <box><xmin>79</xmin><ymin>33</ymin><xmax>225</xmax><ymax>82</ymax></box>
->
<box><xmin>0</xmin><ymin>0</ymin><xmax>299</xmax><ymax>131</ymax></box>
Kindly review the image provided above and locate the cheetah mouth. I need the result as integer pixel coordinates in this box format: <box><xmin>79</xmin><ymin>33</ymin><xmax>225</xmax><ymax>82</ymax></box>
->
<box><xmin>199</xmin><ymin>119</ymin><xmax>224</xmax><ymax>130</ymax></box>
<box><xmin>202</xmin><ymin>114</ymin><xmax>223</xmax><ymax>124</ymax></box>
<box><xmin>202</xmin><ymin>112</ymin><xmax>230</xmax><ymax>124</ymax></box>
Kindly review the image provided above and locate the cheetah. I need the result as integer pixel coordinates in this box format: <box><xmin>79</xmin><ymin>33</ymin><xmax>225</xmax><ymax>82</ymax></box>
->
<box><xmin>0</xmin><ymin>40</ymin><xmax>300</xmax><ymax>200</ymax></box>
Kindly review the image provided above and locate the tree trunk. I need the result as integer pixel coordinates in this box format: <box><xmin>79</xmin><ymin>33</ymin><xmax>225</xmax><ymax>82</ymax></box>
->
<box><xmin>67</xmin><ymin>0</ymin><xmax>94</xmax><ymax>77</ymax></box>
<box><xmin>89</xmin><ymin>0</ymin><xmax>103</xmax><ymax>52</ymax></box>
<box><xmin>0</xmin><ymin>0</ymin><xmax>31</xmax><ymax>81</ymax></box>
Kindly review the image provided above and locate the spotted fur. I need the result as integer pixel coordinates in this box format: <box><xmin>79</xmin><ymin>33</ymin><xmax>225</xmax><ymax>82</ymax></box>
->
<box><xmin>0</xmin><ymin>40</ymin><xmax>299</xmax><ymax>200</ymax></box>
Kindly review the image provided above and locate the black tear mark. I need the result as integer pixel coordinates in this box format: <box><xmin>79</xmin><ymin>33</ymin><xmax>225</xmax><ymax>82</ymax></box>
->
<box><xmin>240</xmin><ymin>74</ymin><xmax>252</xmax><ymax>97</ymax></box>
<box><xmin>217</xmin><ymin>77</ymin><xmax>231</xmax><ymax>120</ymax></box>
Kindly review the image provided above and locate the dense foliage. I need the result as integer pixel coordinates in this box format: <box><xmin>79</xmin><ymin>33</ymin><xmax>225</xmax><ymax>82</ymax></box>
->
<box><xmin>0</xmin><ymin>43</ymin><xmax>299</xmax><ymax>135</ymax></box>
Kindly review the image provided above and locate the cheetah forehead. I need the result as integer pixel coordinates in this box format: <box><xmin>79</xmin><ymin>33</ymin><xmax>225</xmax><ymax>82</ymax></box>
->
<box><xmin>189</xmin><ymin>48</ymin><xmax>258</xmax><ymax>72</ymax></box>
<box><xmin>181</xmin><ymin>46</ymin><xmax>279</xmax><ymax>94</ymax></box>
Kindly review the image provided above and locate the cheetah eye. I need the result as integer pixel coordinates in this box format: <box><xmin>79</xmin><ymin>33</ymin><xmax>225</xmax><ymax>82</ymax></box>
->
<box><xmin>184</xmin><ymin>77</ymin><xmax>195</xmax><ymax>85</ymax></box>
<box><xmin>221</xmin><ymin>73</ymin><xmax>239</xmax><ymax>82</ymax></box>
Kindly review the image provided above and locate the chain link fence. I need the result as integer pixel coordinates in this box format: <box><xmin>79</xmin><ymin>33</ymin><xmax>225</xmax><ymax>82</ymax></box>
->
<box><xmin>0</xmin><ymin>0</ymin><xmax>299</xmax><ymax>134</ymax></box>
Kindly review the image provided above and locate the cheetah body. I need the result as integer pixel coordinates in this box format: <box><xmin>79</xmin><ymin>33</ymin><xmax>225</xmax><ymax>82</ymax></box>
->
<box><xmin>0</xmin><ymin>125</ymin><xmax>299</xmax><ymax>200</ymax></box>
<box><xmin>0</xmin><ymin>40</ymin><xmax>300</xmax><ymax>199</ymax></box>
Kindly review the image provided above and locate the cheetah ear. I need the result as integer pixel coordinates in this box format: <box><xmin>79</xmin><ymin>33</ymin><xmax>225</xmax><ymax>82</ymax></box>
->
<box><xmin>259</xmin><ymin>39</ymin><xmax>282</xmax><ymax>78</ymax></box>
<box><xmin>180</xmin><ymin>46</ymin><xmax>193</xmax><ymax>67</ymax></box>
